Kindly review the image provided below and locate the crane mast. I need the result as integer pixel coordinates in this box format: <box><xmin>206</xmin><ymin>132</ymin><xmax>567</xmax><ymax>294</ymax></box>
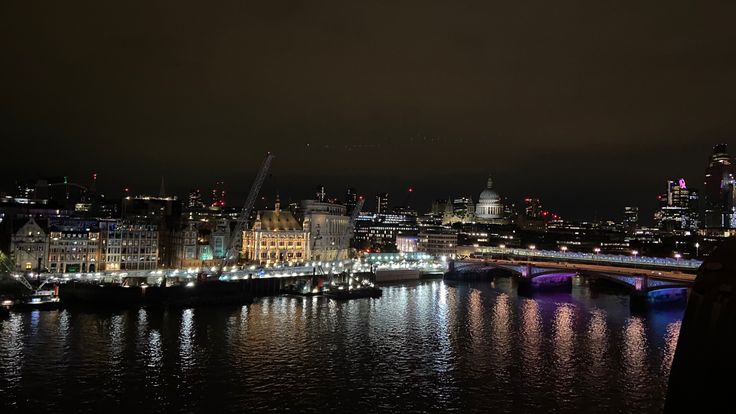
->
<box><xmin>221</xmin><ymin>153</ymin><xmax>274</xmax><ymax>268</ymax></box>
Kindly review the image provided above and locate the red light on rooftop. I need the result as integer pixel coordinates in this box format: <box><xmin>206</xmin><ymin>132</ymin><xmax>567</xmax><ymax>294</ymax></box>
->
<box><xmin>408</xmin><ymin>187</ymin><xmax>414</xmax><ymax>193</ymax></box>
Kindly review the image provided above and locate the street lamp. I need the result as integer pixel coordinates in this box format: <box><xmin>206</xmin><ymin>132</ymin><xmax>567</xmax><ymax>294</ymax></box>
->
<box><xmin>695</xmin><ymin>242</ymin><xmax>700</xmax><ymax>257</ymax></box>
<box><xmin>561</xmin><ymin>246</ymin><xmax>568</xmax><ymax>253</ymax></box>
<box><xmin>499</xmin><ymin>244</ymin><xmax>506</xmax><ymax>249</ymax></box>
<box><xmin>594</xmin><ymin>247</ymin><xmax>601</xmax><ymax>254</ymax></box>
<box><xmin>632</xmin><ymin>250</ymin><xmax>638</xmax><ymax>257</ymax></box>
<box><xmin>674</xmin><ymin>253</ymin><xmax>682</xmax><ymax>261</ymax></box>
<box><xmin>529</xmin><ymin>245</ymin><xmax>536</xmax><ymax>250</ymax></box>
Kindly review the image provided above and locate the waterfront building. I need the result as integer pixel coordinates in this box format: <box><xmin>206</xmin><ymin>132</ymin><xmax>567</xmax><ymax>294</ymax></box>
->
<box><xmin>99</xmin><ymin>220</ymin><xmax>159</xmax><ymax>271</ymax></box>
<box><xmin>299</xmin><ymin>200</ymin><xmax>350</xmax><ymax>261</ymax></box>
<box><xmin>47</xmin><ymin>219</ymin><xmax>101</xmax><ymax>273</ymax></box>
<box><xmin>418</xmin><ymin>228</ymin><xmax>458</xmax><ymax>258</ymax></box>
<box><xmin>703</xmin><ymin>143</ymin><xmax>736</xmax><ymax>228</ymax></box>
<box><xmin>171</xmin><ymin>221</ymin><xmax>199</xmax><ymax>268</ymax></box>
<box><xmin>10</xmin><ymin>216</ymin><xmax>48</xmax><ymax>271</ymax></box>
<box><xmin>242</xmin><ymin>196</ymin><xmax>309</xmax><ymax>265</ymax></box>
<box><xmin>353</xmin><ymin>211</ymin><xmax>419</xmax><ymax>251</ymax></box>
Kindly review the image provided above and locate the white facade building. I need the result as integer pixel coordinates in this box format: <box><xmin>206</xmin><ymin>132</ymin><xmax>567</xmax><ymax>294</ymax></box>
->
<box><xmin>300</xmin><ymin>200</ymin><xmax>350</xmax><ymax>261</ymax></box>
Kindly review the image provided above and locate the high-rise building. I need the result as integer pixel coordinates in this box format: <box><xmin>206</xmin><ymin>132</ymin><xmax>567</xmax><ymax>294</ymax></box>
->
<box><xmin>376</xmin><ymin>192</ymin><xmax>389</xmax><ymax>214</ymax></box>
<box><xmin>188</xmin><ymin>189</ymin><xmax>204</xmax><ymax>209</ymax></box>
<box><xmin>524</xmin><ymin>197</ymin><xmax>542</xmax><ymax>218</ymax></box>
<box><xmin>211</xmin><ymin>181</ymin><xmax>226</xmax><ymax>208</ymax></box>
<box><xmin>655</xmin><ymin>178</ymin><xmax>699</xmax><ymax>233</ymax></box>
<box><xmin>345</xmin><ymin>187</ymin><xmax>358</xmax><ymax>214</ymax></box>
<box><xmin>703</xmin><ymin>143</ymin><xmax>736</xmax><ymax>228</ymax></box>
<box><xmin>623</xmin><ymin>206</ymin><xmax>639</xmax><ymax>233</ymax></box>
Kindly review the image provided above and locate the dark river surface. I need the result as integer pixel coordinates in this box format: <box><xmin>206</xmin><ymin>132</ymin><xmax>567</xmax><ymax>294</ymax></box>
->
<box><xmin>0</xmin><ymin>277</ymin><xmax>683</xmax><ymax>413</ymax></box>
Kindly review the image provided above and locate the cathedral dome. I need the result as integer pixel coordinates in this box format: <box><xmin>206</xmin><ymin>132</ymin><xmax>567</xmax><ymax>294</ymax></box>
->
<box><xmin>478</xmin><ymin>177</ymin><xmax>500</xmax><ymax>203</ymax></box>
<box><xmin>475</xmin><ymin>176</ymin><xmax>502</xmax><ymax>220</ymax></box>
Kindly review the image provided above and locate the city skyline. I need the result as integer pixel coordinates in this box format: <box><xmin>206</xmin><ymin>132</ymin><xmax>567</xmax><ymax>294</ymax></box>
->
<box><xmin>3</xmin><ymin>141</ymin><xmax>732</xmax><ymax>225</ymax></box>
<box><xmin>3</xmin><ymin>2</ymin><xmax>736</xmax><ymax>221</ymax></box>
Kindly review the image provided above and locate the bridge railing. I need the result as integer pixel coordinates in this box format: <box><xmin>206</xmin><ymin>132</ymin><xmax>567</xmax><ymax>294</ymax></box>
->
<box><xmin>476</xmin><ymin>247</ymin><xmax>701</xmax><ymax>270</ymax></box>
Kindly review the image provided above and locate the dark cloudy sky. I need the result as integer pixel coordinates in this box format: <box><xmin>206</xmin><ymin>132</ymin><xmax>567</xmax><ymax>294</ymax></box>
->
<box><xmin>2</xmin><ymin>1</ymin><xmax>735</xmax><ymax>221</ymax></box>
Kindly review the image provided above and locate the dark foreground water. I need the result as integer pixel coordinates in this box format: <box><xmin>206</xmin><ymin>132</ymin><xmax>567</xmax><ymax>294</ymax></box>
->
<box><xmin>0</xmin><ymin>278</ymin><xmax>683</xmax><ymax>413</ymax></box>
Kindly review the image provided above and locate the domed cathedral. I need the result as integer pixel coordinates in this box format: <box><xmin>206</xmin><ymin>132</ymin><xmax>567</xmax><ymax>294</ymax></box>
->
<box><xmin>475</xmin><ymin>176</ymin><xmax>507</xmax><ymax>224</ymax></box>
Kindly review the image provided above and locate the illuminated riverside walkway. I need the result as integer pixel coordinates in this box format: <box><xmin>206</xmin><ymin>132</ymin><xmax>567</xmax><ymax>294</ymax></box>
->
<box><xmin>13</xmin><ymin>254</ymin><xmax>445</xmax><ymax>286</ymax></box>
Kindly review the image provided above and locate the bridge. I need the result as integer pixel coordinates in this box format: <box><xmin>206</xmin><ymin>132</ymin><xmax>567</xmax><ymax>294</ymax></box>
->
<box><xmin>447</xmin><ymin>256</ymin><xmax>695</xmax><ymax>308</ymax></box>
<box><xmin>472</xmin><ymin>246</ymin><xmax>701</xmax><ymax>270</ymax></box>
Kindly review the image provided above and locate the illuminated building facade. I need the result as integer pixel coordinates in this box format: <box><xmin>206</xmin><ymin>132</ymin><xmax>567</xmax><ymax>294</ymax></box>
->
<box><xmin>475</xmin><ymin>176</ymin><xmax>506</xmax><ymax>223</ymax></box>
<box><xmin>655</xmin><ymin>178</ymin><xmax>699</xmax><ymax>233</ymax></box>
<box><xmin>242</xmin><ymin>197</ymin><xmax>309</xmax><ymax>264</ymax></box>
<box><xmin>396</xmin><ymin>235</ymin><xmax>418</xmax><ymax>253</ymax></box>
<box><xmin>300</xmin><ymin>200</ymin><xmax>350</xmax><ymax>261</ymax></box>
<box><xmin>354</xmin><ymin>212</ymin><xmax>419</xmax><ymax>250</ymax></box>
<box><xmin>10</xmin><ymin>216</ymin><xmax>48</xmax><ymax>271</ymax></box>
<box><xmin>99</xmin><ymin>220</ymin><xmax>159</xmax><ymax>271</ymax></box>
<box><xmin>418</xmin><ymin>228</ymin><xmax>458</xmax><ymax>258</ymax></box>
<box><xmin>47</xmin><ymin>219</ymin><xmax>101</xmax><ymax>273</ymax></box>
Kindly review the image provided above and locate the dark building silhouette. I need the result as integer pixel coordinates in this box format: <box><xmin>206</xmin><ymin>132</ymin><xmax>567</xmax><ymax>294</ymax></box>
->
<box><xmin>702</xmin><ymin>144</ymin><xmax>735</xmax><ymax>228</ymax></box>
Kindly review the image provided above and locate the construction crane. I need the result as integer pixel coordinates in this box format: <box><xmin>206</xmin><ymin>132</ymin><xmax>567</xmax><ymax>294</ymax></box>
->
<box><xmin>220</xmin><ymin>153</ymin><xmax>274</xmax><ymax>270</ymax></box>
<box><xmin>0</xmin><ymin>251</ymin><xmax>32</xmax><ymax>291</ymax></box>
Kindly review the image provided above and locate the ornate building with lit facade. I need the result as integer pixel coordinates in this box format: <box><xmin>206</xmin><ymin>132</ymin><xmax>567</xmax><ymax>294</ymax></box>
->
<box><xmin>242</xmin><ymin>197</ymin><xmax>309</xmax><ymax>265</ymax></box>
<box><xmin>10</xmin><ymin>216</ymin><xmax>48</xmax><ymax>271</ymax></box>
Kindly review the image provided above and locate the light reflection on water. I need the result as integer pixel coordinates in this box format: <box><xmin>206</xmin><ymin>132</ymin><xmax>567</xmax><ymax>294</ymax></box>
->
<box><xmin>0</xmin><ymin>279</ymin><xmax>684</xmax><ymax>413</ymax></box>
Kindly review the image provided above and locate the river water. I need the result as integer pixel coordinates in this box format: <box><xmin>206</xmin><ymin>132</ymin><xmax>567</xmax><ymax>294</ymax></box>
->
<box><xmin>0</xmin><ymin>278</ymin><xmax>683</xmax><ymax>413</ymax></box>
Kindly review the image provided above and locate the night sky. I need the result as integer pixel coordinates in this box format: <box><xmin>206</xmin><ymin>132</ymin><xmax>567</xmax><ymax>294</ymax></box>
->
<box><xmin>2</xmin><ymin>1</ymin><xmax>735</xmax><ymax>221</ymax></box>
